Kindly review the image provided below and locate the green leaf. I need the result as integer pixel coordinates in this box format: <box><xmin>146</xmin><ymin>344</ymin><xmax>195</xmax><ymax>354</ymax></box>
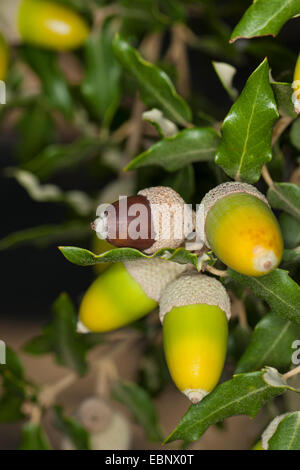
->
<box><xmin>236</xmin><ymin>311</ymin><xmax>300</xmax><ymax>374</ymax></box>
<box><xmin>53</xmin><ymin>406</ymin><xmax>90</xmax><ymax>450</ymax></box>
<box><xmin>142</xmin><ymin>108</ymin><xmax>178</xmax><ymax>138</ymax></box>
<box><xmin>80</xmin><ymin>20</ymin><xmax>121</xmax><ymax>126</ymax></box>
<box><xmin>230</xmin><ymin>0</ymin><xmax>300</xmax><ymax>43</ymax></box>
<box><xmin>228</xmin><ymin>268</ymin><xmax>300</xmax><ymax>326</ymax></box>
<box><xmin>0</xmin><ymin>222</ymin><xmax>90</xmax><ymax>251</ymax></box>
<box><xmin>125</xmin><ymin>128</ymin><xmax>220</xmax><ymax>172</ymax></box>
<box><xmin>283</xmin><ymin>248</ymin><xmax>300</xmax><ymax>265</ymax></box>
<box><xmin>272</xmin><ymin>82</ymin><xmax>298</xmax><ymax>119</ymax></box>
<box><xmin>16</xmin><ymin>102</ymin><xmax>54</xmax><ymax>163</ymax></box>
<box><xmin>112</xmin><ymin>381</ymin><xmax>164</xmax><ymax>442</ymax></box>
<box><xmin>20</xmin><ymin>46</ymin><xmax>72</xmax><ymax>118</ymax></box>
<box><xmin>0</xmin><ymin>393</ymin><xmax>25</xmax><ymax>423</ymax></box>
<box><xmin>20</xmin><ymin>422</ymin><xmax>52</xmax><ymax>450</ymax></box>
<box><xmin>268</xmin><ymin>412</ymin><xmax>300</xmax><ymax>450</ymax></box>
<box><xmin>279</xmin><ymin>213</ymin><xmax>300</xmax><ymax>249</ymax></box>
<box><xmin>165</xmin><ymin>368</ymin><xmax>292</xmax><ymax>443</ymax></box>
<box><xmin>24</xmin><ymin>294</ymin><xmax>100</xmax><ymax>375</ymax></box>
<box><xmin>23</xmin><ymin>137</ymin><xmax>102</xmax><ymax>180</ymax></box>
<box><xmin>59</xmin><ymin>246</ymin><xmax>202</xmax><ymax>271</ymax></box>
<box><xmin>163</xmin><ymin>165</ymin><xmax>195</xmax><ymax>202</ymax></box>
<box><xmin>113</xmin><ymin>34</ymin><xmax>191</xmax><ymax>126</ymax></box>
<box><xmin>290</xmin><ymin>118</ymin><xmax>300</xmax><ymax>149</ymax></box>
<box><xmin>215</xmin><ymin>59</ymin><xmax>278</xmax><ymax>183</ymax></box>
<box><xmin>267</xmin><ymin>183</ymin><xmax>300</xmax><ymax>221</ymax></box>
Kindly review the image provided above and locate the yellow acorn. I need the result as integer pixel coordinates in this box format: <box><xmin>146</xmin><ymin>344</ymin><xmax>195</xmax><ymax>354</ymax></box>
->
<box><xmin>0</xmin><ymin>34</ymin><xmax>9</xmax><ymax>81</ymax></box>
<box><xmin>199</xmin><ymin>182</ymin><xmax>283</xmax><ymax>277</ymax></box>
<box><xmin>0</xmin><ymin>0</ymin><xmax>89</xmax><ymax>51</ymax></box>
<box><xmin>160</xmin><ymin>273</ymin><xmax>231</xmax><ymax>404</ymax></box>
<box><xmin>78</xmin><ymin>259</ymin><xmax>188</xmax><ymax>333</ymax></box>
<box><xmin>293</xmin><ymin>53</ymin><xmax>300</xmax><ymax>114</ymax></box>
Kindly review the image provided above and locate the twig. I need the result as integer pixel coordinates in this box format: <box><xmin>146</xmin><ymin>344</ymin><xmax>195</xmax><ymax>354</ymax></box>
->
<box><xmin>166</xmin><ymin>24</ymin><xmax>191</xmax><ymax>99</ymax></box>
<box><xmin>203</xmin><ymin>264</ymin><xmax>228</xmax><ymax>277</ymax></box>
<box><xmin>283</xmin><ymin>365</ymin><xmax>300</xmax><ymax>381</ymax></box>
<box><xmin>230</xmin><ymin>293</ymin><xmax>249</xmax><ymax>330</ymax></box>
<box><xmin>261</xmin><ymin>164</ymin><xmax>274</xmax><ymax>188</ymax></box>
<box><xmin>272</xmin><ymin>116</ymin><xmax>293</xmax><ymax>146</ymax></box>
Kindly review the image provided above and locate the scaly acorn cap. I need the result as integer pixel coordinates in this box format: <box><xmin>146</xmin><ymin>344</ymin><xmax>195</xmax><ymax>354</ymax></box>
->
<box><xmin>159</xmin><ymin>272</ymin><xmax>231</xmax><ymax>324</ymax></box>
<box><xmin>138</xmin><ymin>186</ymin><xmax>194</xmax><ymax>254</ymax></box>
<box><xmin>124</xmin><ymin>258</ymin><xmax>191</xmax><ymax>303</ymax></box>
<box><xmin>0</xmin><ymin>0</ymin><xmax>22</xmax><ymax>43</ymax></box>
<box><xmin>198</xmin><ymin>182</ymin><xmax>269</xmax><ymax>247</ymax></box>
<box><xmin>77</xmin><ymin>397</ymin><xmax>113</xmax><ymax>434</ymax></box>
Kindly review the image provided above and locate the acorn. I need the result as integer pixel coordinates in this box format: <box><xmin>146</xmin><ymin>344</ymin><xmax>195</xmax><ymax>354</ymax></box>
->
<box><xmin>199</xmin><ymin>182</ymin><xmax>283</xmax><ymax>277</ymax></box>
<box><xmin>0</xmin><ymin>0</ymin><xmax>89</xmax><ymax>50</ymax></box>
<box><xmin>78</xmin><ymin>259</ymin><xmax>189</xmax><ymax>333</ymax></box>
<box><xmin>293</xmin><ymin>53</ymin><xmax>300</xmax><ymax>114</ymax></box>
<box><xmin>93</xmin><ymin>186</ymin><xmax>194</xmax><ymax>254</ymax></box>
<box><xmin>0</xmin><ymin>34</ymin><xmax>9</xmax><ymax>81</ymax></box>
<box><xmin>160</xmin><ymin>273</ymin><xmax>231</xmax><ymax>404</ymax></box>
<box><xmin>61</xmin><ymin>397</ymin><xmax>131</xmax><ymax>450</ymax></box>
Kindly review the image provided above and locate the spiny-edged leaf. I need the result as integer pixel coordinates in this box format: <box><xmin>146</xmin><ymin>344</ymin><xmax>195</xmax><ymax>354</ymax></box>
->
<box><xmin>236</xmin><ymin>311</ymin><xmax>300</xmax><ymax>374</ymax></box>
<box><xmin>59</xmin><ymin>246</ymin><xmax>202</xmax><ymax>271</ymax></box>
<box><xmin>0</xmin><ymin>346</ymin><xmax>24</xmax><ymax>379</ymax></box>
<box><xmin>19</xmin><ymin>422</ymin><xmax>52</xmax><ymax>450</ymax></box>
<box><xmin>23</xmin><ymin>137</ymin><xmax>102</xmax><ymax>180</ymax></box>
<box><xmin>228</xmin><ymin>268</ymin><xmax>300</xmax><ymax>326</ymax></box>
<box><xmin>283</xmin><ymin>248</ymin><xmax>300</xmax><ymax>265</ymax></box>
<box><xmin>80</xmin><ymin>19</ymin><xmax>121</xmax><ymax>126</ymax></box>
<box><xmin>142</xmin><ymin>108</ymin><xmax>178</xmax><ymax>138</ymax></box>
<box><xmin>230</xmin><ymin>0</ymin><xmax>300</xmax><ymax>43</ymax></box>
<box><xmin>24</xmin><ymin>294</ymin><xmax>95</xmax><ymax>375</ymax></box>
<box><xmin>267</xmin><ymin>183</ymin><xmax>300</xmax><ymax>221</ymax></box>
<box><xmin>53</xmin><ymin>406</ymin><xmax>90</xmax><ymax>450</ymax></box>
<box><xmin>272</xmin><ymin>82</ymin><xmax>298</xmax><ymax>118</ymax></box>
<box><xmin>279</xmin><ymin>213</ymin><xmax>300</xmax><ymax>249</ymax></box>
<box><xmin>112</xmin><ymin>381</ymin><xmax>164</xmax><ymax>442</ymax></box>
<box><xmin>165</xmin><ymin>367</ymin><xmax>293</xmax><ymax>443</ymax></box>
<box><xmin>125</xmin><ymin>128</ymin><xmax>220</xmax><ymax>172</ymax></box>
<box><xmin>290</xmin><ymin>118</ymin><xmax>300</xmax><ymax>150</ymax></box>
<box><xmin>0</xmin><ymin>222</ymin><xmax>89</xmax><ymax>251</ymax></box>
<box><xmin>20</xmin><ymin>46</ymin><xmax>72</xmax><ymax>118</ymax></box>
<box><xmin>215</xmin><ymin>59</ymin><xmax>278</xmax><ymax>183</ymax></box>
<box><xmin>113</xmin><ymin>34</ymin><xmax>191</xmax><ymax>126</ymax></box>
<box><xmin>268</xmin><ymin>412</ymin><xmax>300</xmax><ymax>450</ymax></box>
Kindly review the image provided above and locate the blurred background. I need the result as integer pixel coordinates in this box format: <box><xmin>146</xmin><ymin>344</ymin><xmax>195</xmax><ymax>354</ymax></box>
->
<box><xmin>0</xmin><ymin>0</ymin><xmax>299</xmax><ymax>450</ymax></box>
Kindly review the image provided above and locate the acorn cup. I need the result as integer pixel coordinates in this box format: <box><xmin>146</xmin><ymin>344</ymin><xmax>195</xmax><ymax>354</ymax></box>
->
<box><xmin>0</xmin><ymin>0</ymin><xmax>89</xmax><ymax>50</ymax></box>
<box><xmin>93</xmin><ymin>186</ymin><xmax>194</xmax><ymax>254</ymax></box>
<box><xmin>160</xmin><ymin>273</ymin><xmax>231</xmax><ymax>404</ymax></box>
<box><xmin>78</xmin><ymin>259</ymin><xmax>189</xmax><ymax>333</ymax></box>
<box><xmin>61</xmin><ymin>397</ymin><xmax>131</xmax><ymax>450</ymax></box>
<box><xmin>199</xmin><ymin>182</ymin><xmax>283</xmax><ymax>277</ymax></box>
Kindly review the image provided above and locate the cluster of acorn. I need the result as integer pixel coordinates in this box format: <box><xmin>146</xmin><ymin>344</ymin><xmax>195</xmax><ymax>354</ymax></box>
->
<box><xmin>79</xmin><ymin>183</ymin><xmax>283</xmax><ymax>404</ymax></box>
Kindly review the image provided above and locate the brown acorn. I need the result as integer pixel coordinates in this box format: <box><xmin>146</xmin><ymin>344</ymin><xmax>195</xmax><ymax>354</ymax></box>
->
<box><xmin>92</xmin><ymin>186</ymin><xmax>194</xmax><ymax>254</ymax></box>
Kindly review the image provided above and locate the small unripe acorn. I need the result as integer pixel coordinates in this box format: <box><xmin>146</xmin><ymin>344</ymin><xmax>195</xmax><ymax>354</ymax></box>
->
<box><xmin>61</xmin><ymin>397</ymin><xmax>131</xmax><ymax>450</ymax></box>
<box><xmin>160</xmin><ymin>273</ymin><xmax>231</xmax><ymax>404</ymax></box>
<box><xmin>78</xmin><ymin>259</ymin><xmax>188</xmax><ymax>333</ymax></box>
<box><xmin>0</xmin><ymin>34</ymin><xmax>9</xmax><ymax>81</ymax></box>
<box><xmin>200</xmin><ymin>182</ymin><xmax>283</xmax><ymax>277</ymax></box>
<box><xmin>94</xmin><ymin>186</ymin><xmax>194</xmax><ymax>254</ymax></box>
<box><xmin>0</xmin><ymin>0</ymin><xmax>89</xmax><ymax>50</ymax></box>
